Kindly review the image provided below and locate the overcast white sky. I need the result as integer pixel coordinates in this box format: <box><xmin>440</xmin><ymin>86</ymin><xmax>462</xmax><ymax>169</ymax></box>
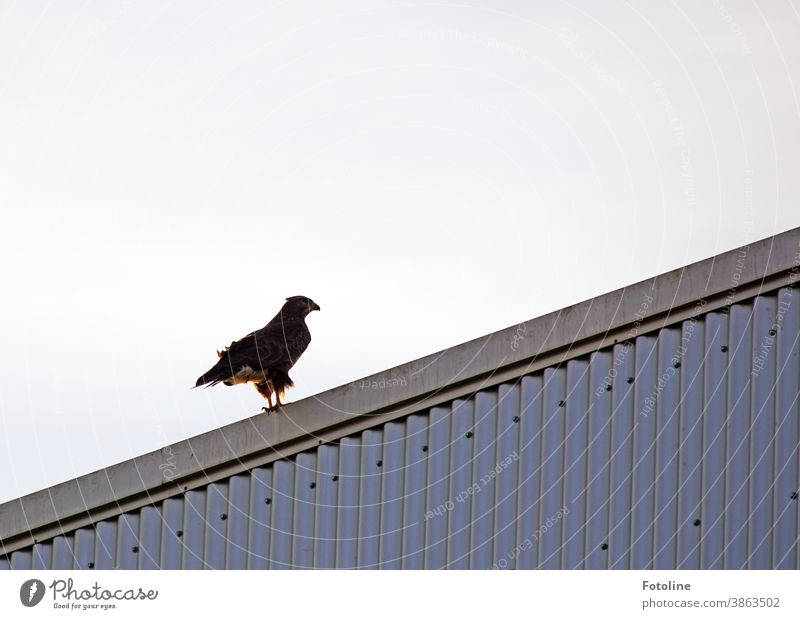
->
<box><xmin>1</xmin><ymin>0</ymin><xmax>799</xmax><ymax>503</ymax></box>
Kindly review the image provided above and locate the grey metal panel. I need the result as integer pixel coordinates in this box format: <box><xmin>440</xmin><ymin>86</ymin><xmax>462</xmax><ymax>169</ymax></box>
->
<box><xmin>32</xmin><ymin>543</ymin><xmax>53</xmax><ymax>570</ymax></box>
<box><xmin>653</xmin><ymin>328</ymin><xmax>681</xmax><ymax>569</ymax></box>
<box><xmin>539</xmin><ymin>367</ymin><xmax>565</xmax><ymax>569</ymax></box>
<box><xmin>357</xmin><ymin>430</ymin><xmax>382</xmax><ymax>569</ymax></box>
<box><xmin>293</xmin><ymin>452</ymin><xmax>317</xmax><ymax>569</ymax></box>
<box><xmin>585</xmin><ymin>352</ymin><xmax>612</xmax><ymax>569</ymax></box>
<box><xmin>424</xmin><ymin>408</ymin><xmax>450</xmax><ymax>569</ymax></box>
<box><xmin>314</xmin><ymin>445</ymin><xmax>339</xmax><ymax>569</ymax></box>
<box><xmin>73</xmin><ymin>527</ymin><xmax>94</xmax><ymax>570</ymax></box>
<box><xmin>10</xmin><ymin>549</ymin><xmax>31</xmax><ymax>570</ymax></box>
<box><xmin>160</xmin><ymin>498</ymin><xmax>183</xmax><ymax>569</ymax></box>
<box><xmin>204</xmin><ymin>483</ymin><xmax>228</xmax><ymax>570</ymax></box>
<box><xmin>608</xmin><ymin>342</ymin><xmax>635</xmax><ymax>569</ymax></box>
<box><xmin>94</xmin><ymin>521</ymin><xmax>116</xmax><ymax>569</ymax></box>
<box><xmin>750</xmin><ymin>295</ymin><xmax>777</xmax><ymax>569</ymax></box>
<box><xmin>701</xmin><ymin>311</ymin><xmax>728</xmax><ymax>569</ymax></box>
<box><xmin>446</xmin><ymin>399</ymin><xmax>474</xmax><ymax>569</ymax></box>
<box><xmin>52</xmin><ymin>535</ymin><xmax>74</xmax><ymax>569</ymax></box>
<box><xmin>335</xmin><ymin>437</ymin><xmax>360</xmax><ymax>569</ymax></box>
<box><xmin>725</xmin><ymin>303</ymin><xmax>752</xmax><ymax>569</ymax></box>
<box><xmin>270</xmin><ymin>459</ymin><xmax>295</xmax><ymax>569</ymax></box>
<box><xmin>493</xmin><ymin>384</ymin><xmax>521</xmax><ymax>569</ymax></box>
<box><xmin>773</xmin><ymin>287</ymin><xmax>799</xmax><ymax>569</ymax></box>
<box><xmin>470</xmin><ymin>391</ymin><xmax>497</xmax><ymax>568</ymax></box>
<box><xmin>401</xmin><ymin>414</ymin><xmax>428</xmax><ymax>569</ymax></box>
<box><xmin>563</xmin><ymin>361</ymin><xmax>588</xmax><ymax>569</ymax></box>
<box><xmin>181</xmin><ymin>491</ymin><xmax>206</xmax><ymax>569</ymax></box>
<box><xmin>138</xmin><ymin>506</ymin><xmax>161</xmax><ymax>570</ymax></box>
<box><xmin>246</xmin><ymin>467</ymin><xmax>271</xmax><ymax>569</ymax></box>
<box><xmin>516</xmin><ymin>375</ymin><xmax>543</xmax><ymax>569</ymax></box>
<box><xmin>225</xmin><ymin>475</ymin><xmax>250</xmax><ymax>569</ymax></box>
<box><xmin>379</xmin><ymin>422</ymin><xmax>404</xmax><ymax>568</ymax></box>
<box><xmin>676</xmin><ymin>318</ymin><xmax>704</xmax><ymax>569</ymax></box>
<box><xmin>631</xmin><ymin>335</ymin><xmax>657</xmax><ymax>569</ymax></box>
<box><xmin>5</xmin><ymin>289</ymin><xmax>800</xmax><ymax>571</ymax></box>
<box><xmin>0</xmin><ymin>558</ymin><xmax>8</xmax><ymax>569</ymax></box>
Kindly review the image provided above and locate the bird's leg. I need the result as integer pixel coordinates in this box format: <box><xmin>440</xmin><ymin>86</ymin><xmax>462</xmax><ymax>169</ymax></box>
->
<box><xmin>274</xmin><ymin>391</ymin><xmax>283</xmax><ymax>409</ymax></box>
<box><xmin>261</xmin><ymin>391</ymin><xmax>274</xmax><ymax>414</ymax></box>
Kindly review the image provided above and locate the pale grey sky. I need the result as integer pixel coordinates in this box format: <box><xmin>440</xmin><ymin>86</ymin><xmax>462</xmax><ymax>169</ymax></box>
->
<box><xmin>1</xmin><ymin>0</ymin><xmax>798</xmax><ymax>503</ymax></box>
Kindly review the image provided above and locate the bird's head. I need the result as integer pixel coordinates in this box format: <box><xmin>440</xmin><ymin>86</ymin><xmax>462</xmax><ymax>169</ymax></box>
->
<box><xmin>284</xmin><ymin>295</ymin><xmax>321</xmax><ymax>317</ymax></box>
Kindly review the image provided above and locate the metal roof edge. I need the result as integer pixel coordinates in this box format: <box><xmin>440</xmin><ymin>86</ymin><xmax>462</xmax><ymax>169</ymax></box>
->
<box><xmin>2</xmin><ymin>226</ymin><xmax>800</xmax><ymax>554</ymax></box>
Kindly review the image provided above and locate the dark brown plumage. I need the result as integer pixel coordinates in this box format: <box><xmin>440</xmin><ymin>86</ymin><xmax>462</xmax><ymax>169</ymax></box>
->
<box><xmin>194</xmin><ymin>296</ymin><xmax>320</xmax><ymax>412</ymax></box>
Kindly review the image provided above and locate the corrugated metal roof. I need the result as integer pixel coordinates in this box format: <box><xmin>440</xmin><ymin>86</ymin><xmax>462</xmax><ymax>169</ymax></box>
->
<box><xmin>2</xmin><ymin>282</ymin><xmax>799</xmax><ymax>568</ymax></box>
<box><xmin>2</xmin><ymin>227</ymin><xmax>800</xmax><ymax>568</ymax></box>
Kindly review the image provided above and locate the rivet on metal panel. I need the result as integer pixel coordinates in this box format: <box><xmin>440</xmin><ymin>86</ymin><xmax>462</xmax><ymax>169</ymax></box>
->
<box><xmin>465</xmin><ymin>432</ymin><xmax>473</xmax><ymax>439</ymax></box>
<box><xmin>626</xmin><ymin>377</ymin><xmax>634</xmax><ymax>384</ymax></box>
<box><xmin>176</xmin><ymin>530</ymin><xmax>183</xmax><ymax>538</ymax></box>
<box><xmin>264</xmin><ymin>498</ymin><xmax>272</xmax><ymax>504</ymax></box>
<box><xmin>557</xmin><ymin>400</ymin><xmax>566</xmax><ymax>407</ymax></box>
<box><xmin>376</xmin><ymin>460</ymin><xmax>383</xmax><ymax>467</ymax></box>
<box><xmin>693</xmin><ymin>519</ymin><xmax>701</xmax><ymax>527</ymax></box>
<box><xmin>790</xmin><ymin>492</ymin><xmax>798</xmax><ymax>500</ymax></box>
<box><xmin>332</xmin><ymin>475</ymin><xmax>339</xmax><ymax>482</ymax></box>
<box><xmin>88</xmin><ymin>562</ymin><xmax>94</xmax><ymax>569</ymax></box>
<box><xmin>600</xmin><ymin>543</ymin><xmax>608</xmax><ymax>551</ymax></box>
<box><xmin>309</xmin><ymin>482</ymin><xmax>316</xmax><ymax>489</ymax></box>
<box><xmin>220</xmin><ymin>514</ymin><xmax>228</xmax><ymax>520</ymax></box>
<box><xmin>720</xmin><ymin>345</ymin><xmax>728</xmax><ymax>352</ymax></box>
<box><xmin>605</xmin><ymin>384</ymin><xmax>612</xmax><ymax>391</ymax></box>
<box><xmin>672</xmin><ymin>360</ymin><xmax>681</xmax><ymax>368</ymax></box>
<box><xmin>132</xmin><ymin>546</ymin><xmax>139</xmax><ymax>553</ymax></box>
<box><xmin>512</xmin><ymin>416</ymin><xmax>520</xmax><ymax>423</ymax></box>
<box><xmin>422</xmin><ymin>445</ymin><xmax>428</xmax><ymax>452</ymax></box>
<box><xmin>769</xmin><ymin>329</ymin><xmax>777</xmax><ymax>337</ymax></box>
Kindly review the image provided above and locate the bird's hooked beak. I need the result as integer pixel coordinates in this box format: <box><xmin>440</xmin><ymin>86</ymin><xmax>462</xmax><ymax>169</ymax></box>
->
<box><xmin>310</xmin><ymin>301</ymin><xmax>321</xmax><ymax>312</ymax></box>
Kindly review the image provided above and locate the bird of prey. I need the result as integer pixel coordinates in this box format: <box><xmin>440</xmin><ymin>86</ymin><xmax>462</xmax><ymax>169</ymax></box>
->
<box><xmin>194</xmin><ymin>296</ymin><xmax>320</xmax><ymax>412</ymax></box>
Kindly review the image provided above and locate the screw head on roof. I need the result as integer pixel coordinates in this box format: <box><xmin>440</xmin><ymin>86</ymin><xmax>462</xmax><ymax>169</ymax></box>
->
<box><xmin>627</xmin><ymin>377</ymin><xmax>634</xmax><ymax>384</ymax></box>
<box><xmin>332</xmin><ymin>475</ymin><xmax>339</xmax><ymax>482</ymax></box>
<box><xmin>769</xmin><ymin>329</ymin><xmax>777</xmax><ymax>337</ymax></box>
<box><xmin>512</xmin><ymin>415</ymin><xmax>520</xmax><ymax>423</ymax></box>
<box><xmin>309</xmin><ymin>482</ymin><xmax>316</xmax><ymax>489</ymax></box>
<box><xmin>265</xmin><ymin>498</ymin><xmax>272</xmax><ymax>505</ymax></box>
<box><xmin>605</xmin><ymin>384</ymin><xmax>612</xmax><ymax>391</ymax></box>
<box><xmin>376</xmin><ymin>460</ymin><xmax>383</xmax><ymax>467</ymax></box>
<box><xmin>131</xmin><ymin>546</ymin><xmax>139</xmax><ymax>553</ymax></box>
<box><xmin>790</xmin><ymin>491</ymin><xmax>798</xmax><ymax>500</ymax></box>
<box><xmin>720</xmin><ymin>345</ymin><xmax>728</xmax><ymax>352</ymax></box>
<box><xmin>176</xmin><ymin>530</ymin><xmax>183</xmax><ymax>538</ymax></box>
<box><xmin>88</xmin><ymin>562</ymin><xmax>95</xmax><ymax>569</ymax></box>
<box><xmin>220</xmin><ymin>513</ymin><xmax>228</xmax><ymax>520</ymax></box>
<box><xmin>693</xmin><ymin>519</ymin><xmax>701</xmax><ymax>527</ymax></box>
<box><xmin>557</xmin><ymin>400</ymin><xmax>565</xmax><ymax>407</ymax></box>
<box><xmin>422</xmin><ymin>445</ymin><xmax>428</xmax><ymax>452</ymax></box>
<box><xmin>672</xmin><ymin>360</ymin><xmax>681</xmax><ymax>368</ymax></box>
<box><xmin>465</xmin><ymin>431</ymin><xmax>473</xmax><ymax>439</ymax></box>
<box><xmin>600</xmin><ymin>543</ymin><xmax>608</xmax><ymax>551</ymax></box>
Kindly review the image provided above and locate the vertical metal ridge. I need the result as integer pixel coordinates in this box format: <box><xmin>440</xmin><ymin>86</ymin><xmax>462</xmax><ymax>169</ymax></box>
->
<box><xmin>653</xmin><ymin>328</ymin><xmax>681</xmax><ymax>569</ymax></box>
<box><xmin>608</xmin><ymin>342</ymin><xmax>635</xmax><ymax>569</ymax></box>
<box><xmin>725</xmin><ymin>303</ymin><xmax>753</xmax><ymax>568</ymax></box>
<box><xmin>357</xmin><ymin>430</ymin><xmax>382</xmax><ymax>568</ymax></box>
<box><xmin>539</xmin><ymin>367</ymin><xmax>565</xmax><ymax>569</ymax></box>
<box><xmin>676</xmin><ymin>317</ymin><xmax>704</xmax><ymax>569</ymax></box>
<box><xmin>773</xmin><ymin>287</ymin><xmax>799</xmax><ymax>569</ymax></box>
<box><xmin>701</xmin><ymin>311</ymin><xmax>728</xmax><ymax>569</ymax></box>
<box><xmin>562</xmin><ymin>361</ymin><xmax>589</xmax><ymax>569</ymax></box>
<box><xmin>585</xmin><ymin>351</ymin><xmax>612</xmax><ymax>569</ymax></box>
<box><xmin>749</xmin><ymin>296</ymin><xmax>777</xmax><ymax>568</ymax></box>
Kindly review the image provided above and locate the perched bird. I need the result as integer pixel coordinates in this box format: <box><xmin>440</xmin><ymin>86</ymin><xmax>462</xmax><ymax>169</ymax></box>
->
<box><xmin>194</xmin><ymin>296</ymin><xmax>320</xmax><ymax>412</ymax></box>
